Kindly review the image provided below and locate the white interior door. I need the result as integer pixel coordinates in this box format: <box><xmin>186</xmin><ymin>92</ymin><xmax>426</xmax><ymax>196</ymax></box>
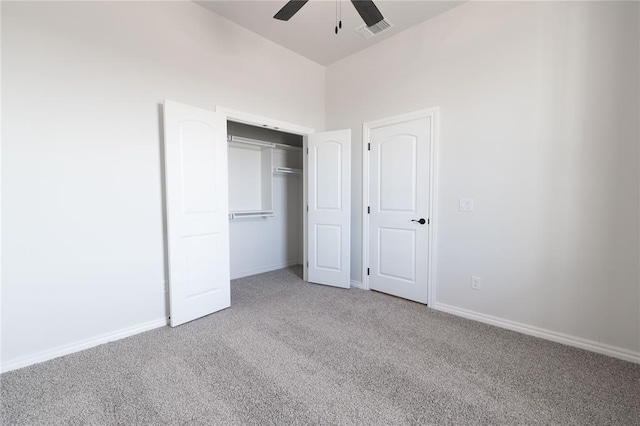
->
<box><xmin>307</xmin><ymin>129</ymin><xmax>351</xmax><ymax>288</ymax></box>
<box><xmin>368</xmin><ymin>116</ymin><xmax>431</xmax><ymax>303</ymax></box>
<box><xmin>163</xmin><ymin>100</ymin><xmax>230</xmax><ymax>327</ymax></box>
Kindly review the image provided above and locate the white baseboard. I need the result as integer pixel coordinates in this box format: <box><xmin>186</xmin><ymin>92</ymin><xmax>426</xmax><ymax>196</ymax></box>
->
<box><xmin>3</xmin><ymin>262</ymin><xmax>301</xmax><ymax>373</ymax></box>
<box><xmin>230</xmin><ymin>260</ymin><xmax>302</xmax><ymax>280</ymax></box>
<box><xmin>431</xmin><ymin>302</ymin><xmax>640</xmax><ymax>364</ymax></box>
<box><xmin>350</xmin><ymin>280</ymin><xmax>364</xmax><ymax>289</ymax></box>
<box><xmin>1</xmin><ymin>317</ymin><xmax>169</xmax><ymax>373</ymax></box>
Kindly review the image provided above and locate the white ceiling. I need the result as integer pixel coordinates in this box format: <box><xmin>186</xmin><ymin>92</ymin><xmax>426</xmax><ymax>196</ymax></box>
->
<box><xmin>196</xmin><ymin>1</ymin><xmax>464</xmax><ymax>65</ymax></box>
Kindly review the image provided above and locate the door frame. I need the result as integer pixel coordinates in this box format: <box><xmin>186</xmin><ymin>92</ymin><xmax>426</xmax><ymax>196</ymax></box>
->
<box><xmin>215</xmin><ymin>107</ymin><xmax>315</xmax><ymax>282</ymax></box>
<box><xmin>361</xmin><ymin>107</ymin><xmax>440</xmax><ymax>305</ymax></box>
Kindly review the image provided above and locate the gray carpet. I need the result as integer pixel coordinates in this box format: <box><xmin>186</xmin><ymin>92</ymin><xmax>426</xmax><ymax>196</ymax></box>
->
<box><xmin>2</xmin><ymin>266</ymin><xmax>639</xmax><ymax>425</ymax></box>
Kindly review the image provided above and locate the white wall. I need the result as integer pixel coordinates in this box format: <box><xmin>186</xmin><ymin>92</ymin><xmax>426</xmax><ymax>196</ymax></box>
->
<box><xmin>3</xmin><ymin>0</ymin><xmax>639</xmax><ymax>370</ymax></box>
<box><xmin>327</xmin><ymin>1</ymin><xmax>640</xmax><ymax>355</ymax></box>
<box><xmin>1</xmin><ymin>1</ymin><xmax>324</xmax><ymax>369</ymax></box>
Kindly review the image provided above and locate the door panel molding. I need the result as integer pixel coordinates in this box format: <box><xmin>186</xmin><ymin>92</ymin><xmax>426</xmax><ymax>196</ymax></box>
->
<box><xmin>362</xmin><ymin>108</ymin><xmax>439</xmax><ymax>305</ymax></box>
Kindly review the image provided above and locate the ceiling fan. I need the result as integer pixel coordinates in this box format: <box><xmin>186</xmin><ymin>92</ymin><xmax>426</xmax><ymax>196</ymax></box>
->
<box><xmin>274</xmin><ymin>0</ymin><xmax>384</xmax><ymax>28</ymax></box>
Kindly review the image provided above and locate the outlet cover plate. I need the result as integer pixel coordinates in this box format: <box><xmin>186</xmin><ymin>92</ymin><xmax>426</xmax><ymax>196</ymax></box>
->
<box><xmin>471</xmin><ymin>276</ymin><xmax>481</xmax><ymax>290</ymax></box>
<box><xmin>459</xmin><ymin>198</ymin><xmax>474</xmax><ymax>212</ymax></box>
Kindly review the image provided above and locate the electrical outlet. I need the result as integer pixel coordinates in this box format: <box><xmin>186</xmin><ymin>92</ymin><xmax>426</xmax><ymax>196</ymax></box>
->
<box><xmin>459</xmin><ymin>198</ymin><xmax>474</xmax><ymax>212</ymax></box>
<box><xmin>471</xmin><ymin>276</ymin><xmax>481</xmax><ymax>290</ymax></box>
<box><xmin>161</xmin><ymin>280</ymin><xmax>169</xmax><ymax>293</ymax></box>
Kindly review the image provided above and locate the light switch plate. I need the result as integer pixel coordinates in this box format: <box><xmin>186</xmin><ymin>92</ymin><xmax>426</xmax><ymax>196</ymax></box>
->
<box><xmin>459</xmin><ymin>198</ymin><xmax>474</xmax><ymax>212</ymax></box>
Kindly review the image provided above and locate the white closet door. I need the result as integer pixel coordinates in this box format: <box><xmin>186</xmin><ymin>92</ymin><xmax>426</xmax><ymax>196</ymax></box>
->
<box><xmin>307</xmin><ymin>130</ymin><xmax>351</xmax><ymax>288</ymax></box>
<box><xmin>163</xmin><ymin>100</ymin><xmax>230</xmax><ymax>327</ymax></box>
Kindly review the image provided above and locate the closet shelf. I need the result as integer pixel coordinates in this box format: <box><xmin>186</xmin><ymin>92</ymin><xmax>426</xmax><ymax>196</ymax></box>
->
<box><xmin>227</xmin><ymin>135</ymin><xmax>276</xmax><ymax>148</ymax></box>
<box><xmin>228</xmin><ymin>211</ymin><xmax>275</xmax><ymax>219</ymax></box>
<box><xmin>273</xmin><ymin>167</ymin><xmax>302</xmax><ymax>175</ymax></box>
<box><xmin>273</xmin><ymin>144</ymin><xmax>302</xmax><ymax>151</ymax></box>
<box><xmin>227</xmin><ymin>135</ymin><xmax>302</xmax><ymax>151</ymax></box>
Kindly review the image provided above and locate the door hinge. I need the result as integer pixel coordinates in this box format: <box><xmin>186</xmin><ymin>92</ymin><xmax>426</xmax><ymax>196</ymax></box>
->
<box><xmin>368</xmin><ymin>143</ymin><xmax>371</xmax><ymax>151</ymax></box>
<box><xmin>428</xmin><ymin>218</ymin><xmax>430</xmax><ymax>225</ymax></box>
<box><xmin>307</xmin><ymin>261</ymin><xmax>309</xmax><ymax>267</ymax></box>
<box><xmin>367</xmin><ymin>206</ymin><xmax>370</xmax><ymax>214</ymax></box>
<box><xmin>306</xmin><ymin>148</ymin><xmax>309</xmax><ymax>154</ymax></box>
<box><xmin>367</xmin><ymin>268</ymin><xmax>370</xmax><ymax>276</ymax></box>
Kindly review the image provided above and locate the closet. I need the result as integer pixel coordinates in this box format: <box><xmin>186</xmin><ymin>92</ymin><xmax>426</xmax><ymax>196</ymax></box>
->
<box><xmin>162</xmin><ymin>100</ymin><xmax>351</xmax><ymax>326</ymax></box>
<box><xmin>226</xmin><ymin>121</ymin><xmax>304</xmax><ymax>279</ymax></box>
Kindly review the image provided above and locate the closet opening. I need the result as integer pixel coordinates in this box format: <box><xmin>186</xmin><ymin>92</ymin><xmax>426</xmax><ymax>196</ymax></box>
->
<box><xmin>226</xmin><ymin>120</ymin><xmax>304</xmax><ymax>280</ymax></box>
<box><xmin>163</xmin><ymin>100</ymin><xmax>351</xmax><ymax>326</ymax></box>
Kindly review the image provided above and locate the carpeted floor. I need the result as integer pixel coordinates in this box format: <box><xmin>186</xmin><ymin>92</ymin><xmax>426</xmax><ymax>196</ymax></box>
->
<box><xmin>1</xmin><ymin>266</ymin><xmax>639</xmax><ymax>425</ymax></box>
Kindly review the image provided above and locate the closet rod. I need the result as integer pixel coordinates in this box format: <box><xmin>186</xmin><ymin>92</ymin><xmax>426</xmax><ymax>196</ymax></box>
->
<box><xmin>273</xmin><ymin>143</ymin><xmax>302</xmax><ymax>151</ymax></box>
<box><xmin>227</xmin><ymin>135</ymin><xmax>302</xmax><ymax>151</ymax></box>
<box><xmin>228</xmin><ymin>211</ymin><xmax>275</xmax><ymax>219</ymax></box>
<box><xmin>227</xmin><ymin>135</ymin><xmax>276</xmax><ymax>148</ymax></box>
<box><xmin>274</xmin><ymin>166</ymin><xmax>302</xmax><ymax>175</ymax></box>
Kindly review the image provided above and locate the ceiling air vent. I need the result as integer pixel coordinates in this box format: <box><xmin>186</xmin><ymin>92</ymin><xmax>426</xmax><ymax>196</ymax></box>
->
<box><xmin>355</xmin><ymin>19</ymin><xmax>393</xmax><ymax>39</ymax></box>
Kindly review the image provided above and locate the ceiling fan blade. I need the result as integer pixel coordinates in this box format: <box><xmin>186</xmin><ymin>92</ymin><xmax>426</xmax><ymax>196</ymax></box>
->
<box><xmin>274</xmin><ymin>0</ymin><xmax>309</xmax><ymax>21</ymax></box>
<box><xmin>351</xmin><ymin>0</ymin><xmax>384</xmax><ymax>27</ymax></box>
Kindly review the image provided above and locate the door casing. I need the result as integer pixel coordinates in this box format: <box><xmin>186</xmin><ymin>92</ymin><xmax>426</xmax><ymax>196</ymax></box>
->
<box><xmin>361</xmin><ymin>108</ymin><xmax>440</xmax><ymax>305</ymax></box>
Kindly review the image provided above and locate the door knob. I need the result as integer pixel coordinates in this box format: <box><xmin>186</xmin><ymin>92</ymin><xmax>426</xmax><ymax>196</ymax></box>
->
<box><xmin>411</xmin><ymin>218</ymin><xmax>426</xmax><ymax>225</ymax></box>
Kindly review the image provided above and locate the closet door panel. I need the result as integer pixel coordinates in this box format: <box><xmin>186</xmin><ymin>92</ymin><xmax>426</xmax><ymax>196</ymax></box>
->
<box><xmin>163</xmin><ymin>100</ymin><xmax>230</xmax><ymax>327</ymax></box>
<box><xmin>307</xmin><ymin>129</ymin><xmax>351</xmax><ymax>288</ymax></box>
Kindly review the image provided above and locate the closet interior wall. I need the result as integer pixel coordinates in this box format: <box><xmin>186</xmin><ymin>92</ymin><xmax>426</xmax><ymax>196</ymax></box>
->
<box><xmin>227</xmin><ymin>121</ymin><xmax>304</xmax><ymax>279</ymax></box>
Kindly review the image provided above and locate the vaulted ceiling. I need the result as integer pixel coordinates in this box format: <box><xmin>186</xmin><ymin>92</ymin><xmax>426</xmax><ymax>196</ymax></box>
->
<box><xmin>196</xmin><ymin>1</ymin><xmax>464</xmax><ymax>65</ymax></box>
